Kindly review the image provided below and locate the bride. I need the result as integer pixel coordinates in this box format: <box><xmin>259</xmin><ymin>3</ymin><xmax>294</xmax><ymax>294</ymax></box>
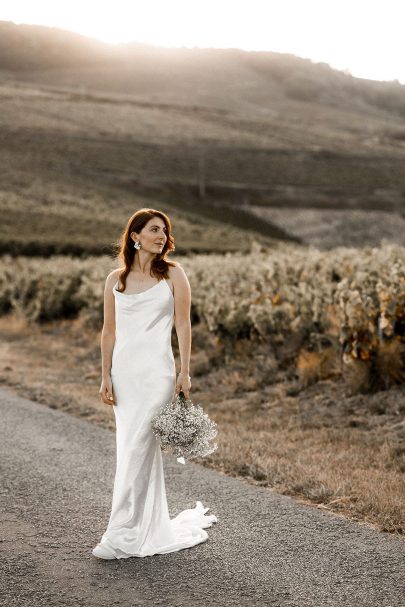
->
<box><xmin>92</xmin><ymin>208</ymin><xmax>217</xmax><ymax>559</ymax></box>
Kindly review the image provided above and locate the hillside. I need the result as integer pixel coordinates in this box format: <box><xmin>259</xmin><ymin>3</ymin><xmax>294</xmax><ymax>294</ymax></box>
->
<box><xmin>1</xmin><ymin>20</ymin><xmax>405</xmax><ymax>252</ymax></box>
<box><xmin>2</xmin><ymin>20</ymin><xmax>405</xmax><ymax>120</ymax></box>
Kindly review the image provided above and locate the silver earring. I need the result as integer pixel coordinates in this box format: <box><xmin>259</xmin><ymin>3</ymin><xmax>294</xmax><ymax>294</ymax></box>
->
<box><xmin>134</xmin><ymin>240</ymin><xmax>141</xmax><ymax>250</ymax></box>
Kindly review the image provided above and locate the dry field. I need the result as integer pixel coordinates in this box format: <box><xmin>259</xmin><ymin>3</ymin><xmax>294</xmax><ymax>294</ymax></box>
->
<box><xmin>247</xmin><ymin>206</ymin><xmax>405</xmax><ymax>249</ymax></box>
<box><xmin>1</xmin><ymin>74</ymin><xmax>405</xmax><ymax>254</ymax></box>
<box><xmin>1</xmin><ymin>313</ymin><xmax>403</xmax><ymax>537</ymax></box>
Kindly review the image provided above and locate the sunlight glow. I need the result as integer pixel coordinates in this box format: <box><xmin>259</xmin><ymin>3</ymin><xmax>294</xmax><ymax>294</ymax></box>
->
<box><xmin>2</xmin><ymin>0</ymin><xmax>405</xmax><ymax>83</ymax></box>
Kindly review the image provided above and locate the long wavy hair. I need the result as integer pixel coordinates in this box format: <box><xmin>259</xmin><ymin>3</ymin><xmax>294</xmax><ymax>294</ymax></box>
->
<box><xmin>114</xmin><ymin>208</ymin><xmax>177</xmax><ymax>293</ymax></box>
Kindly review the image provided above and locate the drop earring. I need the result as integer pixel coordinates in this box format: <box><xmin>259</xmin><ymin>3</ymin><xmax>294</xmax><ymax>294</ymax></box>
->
<box><xmin>134</xmin><ymin>240</ymin><xmax>141</xmax><ymax>250</ymax></box>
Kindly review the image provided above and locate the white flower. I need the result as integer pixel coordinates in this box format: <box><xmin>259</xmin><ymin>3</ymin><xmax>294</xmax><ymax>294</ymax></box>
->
<box><xmin>151</xmin><ymin>391</ymin><xmax>218</xmax><ymax>464</ymax></box>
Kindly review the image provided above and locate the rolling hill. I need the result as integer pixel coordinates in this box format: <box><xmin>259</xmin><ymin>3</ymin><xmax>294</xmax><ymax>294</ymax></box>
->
<box><xmin>1</xmin><ymin>20</ymin><xmax>405</xmax><ymax>253</ymax></box>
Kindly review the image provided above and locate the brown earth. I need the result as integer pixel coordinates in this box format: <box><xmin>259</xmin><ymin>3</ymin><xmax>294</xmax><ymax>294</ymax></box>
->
<box><xmin>1</xmin><ymin>312</ymin><xmax>403</xmax><ymax>537</ymax></box>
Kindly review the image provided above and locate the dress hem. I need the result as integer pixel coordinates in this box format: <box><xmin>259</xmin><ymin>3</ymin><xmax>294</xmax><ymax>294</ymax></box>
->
<box><xmin>92</xmin><ymin>500</ymin><xmax>218</xmax><ymax>560</ymax></box>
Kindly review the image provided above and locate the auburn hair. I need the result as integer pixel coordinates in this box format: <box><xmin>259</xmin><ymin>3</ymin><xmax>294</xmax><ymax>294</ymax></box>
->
<box><xmin>114</xmin><ymin>208</ymin><xmax>177</xmax><ymax>293</ymax></box>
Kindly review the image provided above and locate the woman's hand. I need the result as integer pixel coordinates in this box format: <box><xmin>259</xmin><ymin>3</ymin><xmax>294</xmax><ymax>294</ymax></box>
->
<box><xmin>99</xmin><ymin>376</ymin><xmax>116</xmax><ymax>406</ymax></box>
<box><xmin>175</xmin><ymin>372</ymin><xmax>191</xmax><ymax>400</ymax></box>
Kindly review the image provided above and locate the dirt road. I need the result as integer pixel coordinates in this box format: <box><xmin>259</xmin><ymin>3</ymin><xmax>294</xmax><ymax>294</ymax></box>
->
<box><xmin>0</xmin><ymin>385</ymin><xmax>403</xmax><ymax>607</ymax></box>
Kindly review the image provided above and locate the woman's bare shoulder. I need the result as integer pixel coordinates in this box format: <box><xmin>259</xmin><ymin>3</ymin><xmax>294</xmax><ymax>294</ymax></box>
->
<box><xmin>105</xmin><ymin>268</ymin><xmax>123</xmax><ymax>287</ymax></box>
<box><xmin>168</xmin><ymin>262</ymin><xmax>186</xmax><ymax>278</ymax></box>
<box><xmin>167</xmin><ymin>264</ymin><xmax>191</xmax><ymax>293</ymax></box>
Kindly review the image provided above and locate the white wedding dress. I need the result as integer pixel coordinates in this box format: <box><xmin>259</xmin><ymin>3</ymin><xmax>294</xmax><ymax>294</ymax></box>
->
<box><xmin>92</xmin><ymin>277</ymin><xmax>217</xmax><ymax>559</ymax></box>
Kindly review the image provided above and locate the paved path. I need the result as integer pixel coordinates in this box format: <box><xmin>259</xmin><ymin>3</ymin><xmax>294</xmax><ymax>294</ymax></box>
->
<box><xmin>0</xmin><ymin>386</ymin><xmax>404</xmax><ymax>607</ymax></box>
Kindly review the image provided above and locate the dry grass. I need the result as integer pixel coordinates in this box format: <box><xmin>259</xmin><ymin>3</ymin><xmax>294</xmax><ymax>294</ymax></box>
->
<box><xmin>296</xmin><ymin>347</ymin><xmax>341</xmax><ymax>388</ymax></box>
<box><xmin>0</xmin><ymin>313</ymin><xmax>404</xmax><ymax>537</ymax></box>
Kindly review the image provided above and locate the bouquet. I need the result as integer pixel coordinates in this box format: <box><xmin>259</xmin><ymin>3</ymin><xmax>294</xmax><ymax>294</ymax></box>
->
<box><xmin>151</xmin><ymin>390</ymin><xmax>218</xmax><ymax>464</ymax></box>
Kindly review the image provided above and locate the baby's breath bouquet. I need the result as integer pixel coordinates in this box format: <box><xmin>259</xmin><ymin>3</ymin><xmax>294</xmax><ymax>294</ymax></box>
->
<box><xmin>151</xmin><ymin>391</ymin><xmax>218</xmax><ymax>464</ymax></box>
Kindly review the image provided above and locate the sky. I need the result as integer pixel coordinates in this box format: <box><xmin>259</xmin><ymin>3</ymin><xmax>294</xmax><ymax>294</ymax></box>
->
<box><xmin>2</xmin><ymin>0</ymin><xmax>405</xmax><ymax>84</ymax></box>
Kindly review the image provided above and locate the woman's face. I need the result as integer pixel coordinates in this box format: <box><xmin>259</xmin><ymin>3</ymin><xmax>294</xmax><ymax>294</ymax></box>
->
<box><xmin>133</xmin><ymin>217</ymin><xmax>168</xmax><ymax>254</ymax></box>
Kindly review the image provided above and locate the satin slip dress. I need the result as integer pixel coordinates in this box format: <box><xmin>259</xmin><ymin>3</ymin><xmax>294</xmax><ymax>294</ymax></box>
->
<box><xmin>92</xmin><ymin>276</ymin><xmax>217</xmax><ymax>559</ymax></box>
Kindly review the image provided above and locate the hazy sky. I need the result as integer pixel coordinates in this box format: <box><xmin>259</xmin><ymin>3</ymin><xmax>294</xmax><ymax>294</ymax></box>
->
<box><xmin>2</xmin><ymin>0</ymin><xmax>405</xmax><ymax>84</ymax></box>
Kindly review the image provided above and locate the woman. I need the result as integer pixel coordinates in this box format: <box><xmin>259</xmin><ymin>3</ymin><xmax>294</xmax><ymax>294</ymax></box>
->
<box><xmin>92</xmin><ymin>208</ymin><xmax>217</xmax><ymax>559</ymax></box>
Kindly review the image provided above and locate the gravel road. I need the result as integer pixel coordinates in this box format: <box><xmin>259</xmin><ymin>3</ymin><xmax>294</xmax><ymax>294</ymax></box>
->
<box><xmin>0</xmin><ymin>385</ymin><xmax>404</xmax><ymax>607</ymax></box>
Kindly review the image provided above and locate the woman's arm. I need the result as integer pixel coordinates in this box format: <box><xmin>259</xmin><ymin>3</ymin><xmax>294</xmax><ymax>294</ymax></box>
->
<box><xmin>99</xmin><ymin>270</ymin><xmax>119</xmax><ymax>405</ymax></box>
<box><xmin>172</xmin><ymin>264</ymin><xmax>192</xmax><ymax>397</ymax></box>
